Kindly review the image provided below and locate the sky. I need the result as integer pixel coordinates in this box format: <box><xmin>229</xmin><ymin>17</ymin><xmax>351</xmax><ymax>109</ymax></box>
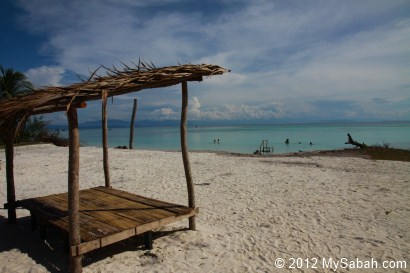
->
<box><xmin>1</xmin><ymin>0</ymin><xmax>410</xmax><ymax>125</ymax></box>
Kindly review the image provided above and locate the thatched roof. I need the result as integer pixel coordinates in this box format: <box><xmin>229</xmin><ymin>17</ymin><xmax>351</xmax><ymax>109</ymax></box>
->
<box><xmin>0</xmin><ymin>63</ymin><xmax>228</xmax><ymax>133</ymax></box>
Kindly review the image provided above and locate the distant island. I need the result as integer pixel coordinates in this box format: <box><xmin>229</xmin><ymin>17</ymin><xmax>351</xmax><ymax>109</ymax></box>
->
<box><xmin>49</xmin><ymin>119</ymin><xmax>181</xmax><ymax>130</ymax></box>
<box><xmin>47</xmin><ymin>119</ymin><xmax>410</xmax><ymax>130</ymax></box>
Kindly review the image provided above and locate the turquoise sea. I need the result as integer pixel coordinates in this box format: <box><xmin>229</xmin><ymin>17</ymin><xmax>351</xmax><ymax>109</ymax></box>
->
<box><xmin>64</xmin><ymin>122</ymin><xmax>410</xmax><ymax>154</ymax></box>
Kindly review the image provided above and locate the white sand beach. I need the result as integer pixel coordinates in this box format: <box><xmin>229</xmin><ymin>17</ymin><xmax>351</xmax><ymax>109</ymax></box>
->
<box><xmin>0</xmin><ymin>144</ymin><xmax>409</xmax><ymax>272</ymax></box>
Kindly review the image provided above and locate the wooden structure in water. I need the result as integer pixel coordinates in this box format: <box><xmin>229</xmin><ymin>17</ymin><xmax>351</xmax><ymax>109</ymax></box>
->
<box><xmin>0</xmin><ymin>62</ymin><xmax>228</xmax><ymax>272</ymax></box>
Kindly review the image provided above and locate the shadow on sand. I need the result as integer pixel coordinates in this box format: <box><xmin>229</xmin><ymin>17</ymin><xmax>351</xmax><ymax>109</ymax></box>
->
<box><xmin>0</xmin><ymin>214</ymin><xmax>188</xmax><ymax>272</ymax></box>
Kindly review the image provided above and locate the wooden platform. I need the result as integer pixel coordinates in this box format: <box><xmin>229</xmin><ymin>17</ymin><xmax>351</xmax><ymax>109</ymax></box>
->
<box><xmin>19</xmin><ymin>186</ymin><xmax>197</xmax><ymax>256</ymax></box>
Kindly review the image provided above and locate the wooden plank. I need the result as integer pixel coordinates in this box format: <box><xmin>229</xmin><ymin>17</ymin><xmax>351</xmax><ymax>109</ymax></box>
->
<box><xmin>136</xmin><ymin>208</ymin><xmax>198</xmax><ymax>235</ymax></box>
<box><xmin>23</xmin><ymin>189</ymin><xmax>181</xmax><ymax>236</ymax></box>
<box><xmin>73</xmin><ymin>207</ymin><xmax>198</xmax><ymax>256</ymax></box>
<box><xmin>20</xmin><ymin>199</ymin><xmax>65</xmax><ymax>216</ymax></box>
<box><xmin>20</xmin><ymin>186</ymin><xmax>198</xmax><ymax>256</ymax></box>
<box><xmin>94</xmin><ymin>187</ymin><xmax>190</xmax><ymax>215</ymax></box>
<box><xmin>73</xmin><ymin>240</ymin><xmax>100</xmax><ymax>256</ymax></box>
<box><xmin>27</xmin><ymin>189</ymin><xmax>182</xmax><ymax>238</ymax></box>
<box><xmin>73</xmin><ymin>192</ymin><xmax>143</xmax><ymax>230</ymax></box>
<box><xmin>50</xmin><ymin>195</ymin><xmax>122</xmax><ymax>237</ymax></box>
<box><xmin>24</xmin><ymin>194</ymin><xmax>122</xmax><ymax>241</ymax></box>
<box><xmin>51</xmin><ymin>213</ymin><xmax>117</xmax><ymax>242</ymax></box>
<box><xmin>22</xmin><ymin>187</ymin><xmax>196</xmax><ymax>227</ymax></box>
<box><xmin>82</xmin><ymin>210</ymin><xmax>140</xmax><ymax>230</ymax></box>
<box><xmin>95</xmin><ymin>187</ymin><xmax>188</xmax><ymax>211</ymax></box>
<box><xmin>73</xmin><ymin>228</ymin><xmax>136</xmax><ymax>256</ymax></box>
<box><xmin>83</xmin><ymin>188</ymin><xmax>176</xmax><ymax>221</ymax></box>
<box><xmin>100</xmin><ymin>228</ymin><xmax>135</xmax><ymax>247</ymax></box>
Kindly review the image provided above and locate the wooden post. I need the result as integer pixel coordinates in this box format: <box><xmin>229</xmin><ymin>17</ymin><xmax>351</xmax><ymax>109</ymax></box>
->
<box><xmin>5</xmin><ymin>127</ymin><xmax>17</xmax><ymax>224</ymax></box>
<box><xmin>102</xmin><ymin>91</ymin><xmax>111</xmax><ymax>188</ymax></box>
<box><xmin>129</xmin><ymin>99</ymin><xmax>137</xmax><ymax>149</ymax></box>
<box><xmin>180</xmin><ymin>81</ymin><xmax>196</xmax><ymax>230</ymax></box>
<box><xmin>67</xmin><ymin>107</ymin><xmax>82</xmax><ymax>273</ymax></box>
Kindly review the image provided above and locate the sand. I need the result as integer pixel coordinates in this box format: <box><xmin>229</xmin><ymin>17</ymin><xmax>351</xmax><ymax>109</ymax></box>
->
<box><xmin>0</xmin><ymin>144</ymin><xmax>409</xmax><ymax>272</ymax></box>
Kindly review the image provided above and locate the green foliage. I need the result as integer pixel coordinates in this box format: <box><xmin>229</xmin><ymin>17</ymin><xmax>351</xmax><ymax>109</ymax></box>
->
<box><xmin>0</xmin><ymin>65</ymin><xmax>68</xmax><ymax>146</ymax></box>
<box><xmin>0</xmin><ymin>65</ymin><xmax>33</xmax><ymax>100</ymax></box>
<box><xmin>18</xmin><ymin>116</ymin><xmax>49</xmax><ymax>142</ymax></box>
<box><xmin>15</xmin><ymin>116</ymin><xmax>68</xmax><ymax>146</ymax></box>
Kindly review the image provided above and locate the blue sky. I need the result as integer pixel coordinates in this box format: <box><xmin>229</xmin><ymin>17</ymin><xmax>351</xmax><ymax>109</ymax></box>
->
<box><xmin>1</xmin><ymin>0</ymin><xmax>409</xmax><ymax>124</ymax></box>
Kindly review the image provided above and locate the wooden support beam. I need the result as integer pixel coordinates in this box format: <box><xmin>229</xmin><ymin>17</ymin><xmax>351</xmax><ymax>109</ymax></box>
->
<box><xmin>5</xmin><ymin>127</ymin><xmax>17</xmax><ymax>224</ymax></box>
<box><xmin>129</xmin><ymin>99</ymin><xmax>138</xmax><ymax>149</ymax></box>
<box><xmin>69</xmin><ymin>208</ymin><xmax>198</xmax><ymax>256</ymax></box>
<box><xmin>180</xmin><ymin>81</ymin><xmax>196</xmax><ymax>231</ymax></box>
<box><xmin>102</xmin><ymin>91</ymin><xmax>111</xmax><ymax>188</ymax></box>
<box><xmin>30</xmin><ymin>211</ymin><xmax>37</xmax><ymax>231</ymax></box>
<box><xmin>67</xmin><ymin>107</ymin><xmax>82</xmax><ymax>273</ymax></box>
<box><xmin>32</xmin><ymin>101</ymin><xmax>87</xmax><ymax>116</ymax></box>
<box><xmin>144</xmin><ymin>231</ymin><xmax>153</xmax><ymax>250</ymax></box>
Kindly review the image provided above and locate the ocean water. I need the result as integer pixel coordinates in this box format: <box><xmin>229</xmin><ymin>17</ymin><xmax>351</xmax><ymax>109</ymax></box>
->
<box><xmin>62</xmin><ymin>122</ymin><xmax>410</xmax><ymax>154</ymax></box>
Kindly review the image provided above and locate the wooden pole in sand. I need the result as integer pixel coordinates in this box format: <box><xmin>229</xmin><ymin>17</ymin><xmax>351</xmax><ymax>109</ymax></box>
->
<box><xmin>180</xmin><ymin>81</ymin><xmax>196</xmax><ymax>230</ymax></box>
<box><xmin>102</xmin><ymin>91</ymin><xmax>111</xmax><ymax>188</ymax></box>
<box><xmin>129</xmin><ymin>99</ymin><xmax>137</xmax><ymax>149</ymax></box>
<box><xmin>67</xmin><ymin>107</ymin><xmax>82</xmax><ymax>273</ymax></box>
<box><xmin>5</xmin><ymin>126</ymin><xmax>17</xmax><ymax>224</ymax></box>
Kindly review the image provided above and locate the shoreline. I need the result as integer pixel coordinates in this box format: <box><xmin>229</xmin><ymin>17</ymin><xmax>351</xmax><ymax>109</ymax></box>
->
<box><xmin>50</xmin><ymin>121</ymin><xmax>410</xmax><ymax>155</ymax></box>
<box><xmin>3</xmin><ymin>142</ymin><xmax>409</xmax><ymax>162</ymax></box>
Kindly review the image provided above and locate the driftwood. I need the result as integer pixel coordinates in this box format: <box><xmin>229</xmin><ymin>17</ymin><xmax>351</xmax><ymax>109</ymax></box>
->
<box><xmin>345</xmin><ymin>133</ymin><xmax>367</xmax><ymax>149</ymax></box>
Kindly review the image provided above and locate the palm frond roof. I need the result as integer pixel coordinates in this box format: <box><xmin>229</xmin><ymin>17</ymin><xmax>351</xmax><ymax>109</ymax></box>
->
<box><xmin>0</xmin><ymin>62</ymin><xmax>228</xmax><ymax>132</ymax></box>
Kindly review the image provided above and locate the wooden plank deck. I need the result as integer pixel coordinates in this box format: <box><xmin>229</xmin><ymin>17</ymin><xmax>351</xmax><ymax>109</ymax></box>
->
<box><xmin>19</xmin><ymin>186</ymin><xmax>197</xmax><ymax>256</ymax></box>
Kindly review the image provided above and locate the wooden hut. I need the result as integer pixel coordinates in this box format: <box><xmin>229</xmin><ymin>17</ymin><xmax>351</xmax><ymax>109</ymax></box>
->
<box><xmin>0</xmin><ymin>62</ymin><xmax>228</xmax><ymax>272</ymax></box>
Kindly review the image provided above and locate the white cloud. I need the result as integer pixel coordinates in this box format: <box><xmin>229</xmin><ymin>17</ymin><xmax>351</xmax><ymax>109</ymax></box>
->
<box><xmin>25</xmin><ymin>66</ymin><xmax>65</xmax><ymax>87</ymax></box>
<box><xmin>187</xmin><ymin>96</ymin><xmax>284</xmax><ymax>120</ymax></box>
<box><xmin>189</xmin><ymin>96</ymin><xmax>201</xmax><ymax>117</ymax></box>
<box><xmin>14</xmin><ymin>0</ymin><xmax>410</xmax><ymax>121</ymax></box>
<box><xmin>288</xmin><ymin>19</ymin><xmax>410</xmax><ymax>98</ymax></box>
<box><xmin>147</xmin><ymin>107</ymin><xmax>179</xmax><ymax>120</ymax></box>
<box><xmin>219</xmin><ymin>103</ymin><xmax>284</xmax><ymax>120</ymax></box>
